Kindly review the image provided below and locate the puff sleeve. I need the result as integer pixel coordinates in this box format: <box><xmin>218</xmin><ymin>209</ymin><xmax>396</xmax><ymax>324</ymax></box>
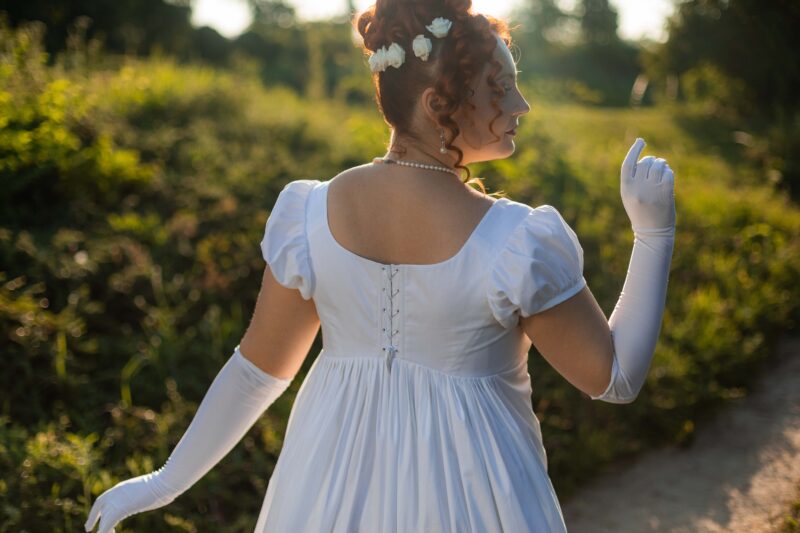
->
<box><xmin>259</xmin><ymin>180</ymin><xmax>316</xmax><ymax>300</ymax></box>
<box><xmin>487</xmin><ymin>205</ymin><xmax>587</xmax><ymax>329</ymax></box>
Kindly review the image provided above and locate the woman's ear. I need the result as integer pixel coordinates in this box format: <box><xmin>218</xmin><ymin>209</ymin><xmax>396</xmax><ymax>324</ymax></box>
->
<box><xmin>420</xmin><ymin>87</ymin><xmax>443</xmax><ymax>124</ymax></box>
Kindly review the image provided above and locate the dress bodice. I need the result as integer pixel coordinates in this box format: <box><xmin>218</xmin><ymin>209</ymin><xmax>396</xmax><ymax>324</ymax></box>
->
<box><xmin>260</xmin><ymin>179</ymin><xmax>587</xmax><ymax>378</ymax></box>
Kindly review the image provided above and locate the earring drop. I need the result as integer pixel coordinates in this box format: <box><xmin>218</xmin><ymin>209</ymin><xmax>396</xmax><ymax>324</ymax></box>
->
<box><xmin>439</xmin><ymin>129</ymin><xmax>447</xmax><ymax>154</ymax></box>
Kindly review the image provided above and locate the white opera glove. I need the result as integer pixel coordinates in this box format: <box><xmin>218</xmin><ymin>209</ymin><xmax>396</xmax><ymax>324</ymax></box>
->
<box><xmin>590</xmin><ymin>138</ymin><xmax>676</xmax><ymax>403</ymax></box>
<box><xmin>84</xmin><ymin>345</ymin><xmax>293</xmax><ymax>533</ymax></box>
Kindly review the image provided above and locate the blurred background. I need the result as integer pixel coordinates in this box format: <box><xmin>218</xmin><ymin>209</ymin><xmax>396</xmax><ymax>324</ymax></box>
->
<box><xmin>1</xmin><ymin>0</ymin><xmax>799</xmax><ymax>531</ymax></box>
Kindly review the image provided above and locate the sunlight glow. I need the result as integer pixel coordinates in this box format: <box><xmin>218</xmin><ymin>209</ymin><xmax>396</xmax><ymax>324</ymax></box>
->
<box><xmin>190</xmin><ymin>0</ymin><xmax>674</xmax><ymax>43</ymax></box>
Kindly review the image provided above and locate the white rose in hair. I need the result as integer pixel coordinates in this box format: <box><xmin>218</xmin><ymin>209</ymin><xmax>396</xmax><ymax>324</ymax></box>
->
<box><xmin>384</xmin><ymin>42</ymin><xmax>406</xmax><ymax>69</ymax></box>
<box><xmin>426</xmin><ymin>17</ymin><xmax>452</xmax><ymax>38</ymax></box>
<box><xmin>368</xmin><ymin>46</ymin><xmax>388</xmax><ymax>72</ymax></box>
<box><xmin>412</xmin><ymin>34</ymin><xmax>432</xmax><ymax>61</ymax></box>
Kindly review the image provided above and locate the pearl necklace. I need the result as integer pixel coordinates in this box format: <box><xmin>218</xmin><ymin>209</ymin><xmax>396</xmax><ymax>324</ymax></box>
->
<box><xmin>373</xmin><ymin>157</ymin><xmax>460</xmax><ymax>178</ymax></box>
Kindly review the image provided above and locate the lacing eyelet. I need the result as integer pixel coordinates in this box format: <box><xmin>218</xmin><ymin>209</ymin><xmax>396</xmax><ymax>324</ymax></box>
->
<box><xmin>382</xmin><ymin>265</ymin><xmax>401</xmax><ymax>373</ymax></box>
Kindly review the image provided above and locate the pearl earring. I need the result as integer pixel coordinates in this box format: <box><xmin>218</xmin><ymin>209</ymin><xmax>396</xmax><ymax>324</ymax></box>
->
<box><xmin>439</xmin><ymin>128</ymin><xmax>447</xmax><ymax>154</ymax></box>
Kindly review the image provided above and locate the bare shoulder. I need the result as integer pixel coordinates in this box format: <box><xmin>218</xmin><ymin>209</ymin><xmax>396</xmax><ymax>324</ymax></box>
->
<box><xmin>330</xmin><ymin>163</ymin><xmax>498</xmax><ymax>212</ymax></box>
<box><xmin>331</xmin><ymin>163</ymin><xmax>373</xmax><ymax>183</ymax></box>
<box><xmin>326</xmin><ymin>164</ymin><xmax>373</xmax><ymax>198</ymax></box>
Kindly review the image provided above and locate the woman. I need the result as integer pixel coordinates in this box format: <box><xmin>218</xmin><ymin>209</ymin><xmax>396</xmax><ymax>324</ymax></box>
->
<box><xmin>85</xmin><ymin>1</ymin><xmax>675</xmax><ymax>531</ymax></box>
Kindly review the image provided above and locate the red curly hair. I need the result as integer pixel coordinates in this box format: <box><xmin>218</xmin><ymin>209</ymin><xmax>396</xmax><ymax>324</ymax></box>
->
<box><xmin>353</xmin><ymin>0</ymin><xmax>513</xmax><ymax>193</ymax></box>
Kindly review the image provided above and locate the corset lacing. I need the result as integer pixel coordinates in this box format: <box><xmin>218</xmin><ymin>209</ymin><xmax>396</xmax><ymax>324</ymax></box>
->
<box><xmin>381</xmin><ymin>265</ymin><xmax>400</xmax><ymax>373</ymax></box>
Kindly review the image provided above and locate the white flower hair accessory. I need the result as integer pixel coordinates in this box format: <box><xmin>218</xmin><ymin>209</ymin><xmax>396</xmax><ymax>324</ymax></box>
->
<box><xmin>412</xmin><ymin>34</ymin><xmax>432</xmax><ymax>61</ymax></box>
<box><xmin>369</xmin><ymin>41</ymin><xmax>406</xmax><ymax>73</ymax></box>
<box><xmin>368</xmin><ymin>17</ymin><xmax>451</xmax><ymax>72</ymax></box>
<box><xmin>426</xmin><ymin>17</ymin><xmax>452</xmax><ymax>38</ymax></box>
<box><xmin>368</xmin><ymin>46</ymin><xmax>387</xmax><ymax>73</ymax></box>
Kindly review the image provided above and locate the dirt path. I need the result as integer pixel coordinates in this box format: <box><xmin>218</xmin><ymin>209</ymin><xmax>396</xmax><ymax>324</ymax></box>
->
<box><xmin>560</xmin><ymin>335</ymin><xmax>800</xmax><ymax>532</ymax></box>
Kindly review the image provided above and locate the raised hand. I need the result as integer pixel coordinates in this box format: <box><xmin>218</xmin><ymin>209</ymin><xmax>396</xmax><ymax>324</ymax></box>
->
<box><xmin>84</xmin><ymin>470</ymin><xmax>177</xmax><ymax>532</ymax></box>
<box><xmin>620</xmin><ymin>138</ymin><xmax>676</xmax><ymax>233</ymax></box>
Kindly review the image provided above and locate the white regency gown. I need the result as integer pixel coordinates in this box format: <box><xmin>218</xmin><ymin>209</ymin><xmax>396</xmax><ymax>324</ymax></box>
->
<box><xmin>253</xmin><ymin>178</ymin><xmax>587</xmax><ymax>532</ymax></box>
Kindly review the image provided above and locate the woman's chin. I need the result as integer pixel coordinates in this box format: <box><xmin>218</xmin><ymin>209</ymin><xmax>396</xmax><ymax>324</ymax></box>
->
<box><xmin>468</xmin><ymin>142</ymin><xmax>518</xmax><ymax>163</ymax></box>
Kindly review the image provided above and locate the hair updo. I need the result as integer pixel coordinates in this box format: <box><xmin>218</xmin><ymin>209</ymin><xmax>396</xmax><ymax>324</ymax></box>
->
<box><xmin>353</xmin><ymin>0</ymin><xmax>512</xmax><ymax>190</ymax></box>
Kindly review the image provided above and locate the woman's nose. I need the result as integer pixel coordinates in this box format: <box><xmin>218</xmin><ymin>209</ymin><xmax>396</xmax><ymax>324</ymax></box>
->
<box><xmin>519</xmin><ymin>97</ymin><xmax>531</xmax><ymax>115</ymax></box>
<box><xmin>513</xmin><ymin>104</ymin><xmax>530</xmax><ymax>117</ymax></box>
<box><xmin>512</xmin><ymin>94</ymin><xmax>531</xmax><ymax>116</ymax></box>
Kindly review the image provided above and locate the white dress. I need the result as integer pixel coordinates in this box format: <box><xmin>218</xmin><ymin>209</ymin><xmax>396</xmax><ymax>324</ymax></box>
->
<box><xmin>253</xmin><ymin>178</ymin><xmax>587</xmax><ymax>532</ymax></box>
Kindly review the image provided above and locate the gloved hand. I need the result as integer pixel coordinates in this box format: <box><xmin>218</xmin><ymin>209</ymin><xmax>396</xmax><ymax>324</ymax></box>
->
<box><xmin>84</xmin><ymin>345</ymin><xmax>293</xmax><ymax>532</ymax></box>
<box><xmin>590</xmin><ymin>138</ymin><xmax>676</xmax><ymax>403</ymax></box>
<box><xmin>82</xmin><ymin>472</ymin><xmax>177</xmax><ymax>533</ymax></box>
<box><xmin>620</xmin><ymin>137</ymin><xmax>676</xmax><ymax>233</ymax></box>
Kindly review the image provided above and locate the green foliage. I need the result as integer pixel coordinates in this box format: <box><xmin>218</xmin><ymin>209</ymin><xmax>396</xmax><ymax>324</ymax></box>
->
<box><xmin>522</xmin><ymin>78</ymin><xmax>604</xmax><ymax>106</ymax></box>
<box><xmin>0</xmin><ymin>18</ymin><xmax>155</xmax><ymax>229</ymax></box>
<box><xmin>643</xmin><ymin>0</ymin><xmax>800</xmax><ymax>199</ymax></box>
<box><xmin>508</xmin><ymin>0</ymin><xmax>641</xmax><ymax>106</ymax></box>
<box><xmin>1</xmin><ymin>18</ymin><xmax>799</xmax><ymax>528</ymax></box>
<box><xmin>679</xmin><ymin>62</ymin><xmax>751</xmax><ymax>119</ymax></box>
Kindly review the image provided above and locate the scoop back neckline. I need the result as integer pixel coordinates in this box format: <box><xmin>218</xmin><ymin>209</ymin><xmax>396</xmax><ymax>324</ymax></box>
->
<box><xmin>321</xmin><ymin>179</ymin><xmax>505</xmax><ymax>269</ymax></box>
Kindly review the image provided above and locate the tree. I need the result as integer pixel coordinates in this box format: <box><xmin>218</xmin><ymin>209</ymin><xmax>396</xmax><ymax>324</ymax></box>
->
<box><xmin>246</xmin><ymin>0</ymin><xmax>296</xmax><ymax>28</ymax></box>
<box><xmin>651</xmin><ymin>0</ymin><xmax>800</xmax><ymax>119</ymax></box>
<box><xmin>646</xmin><ymin>0</ymin><xmax>800</xmax><ymax>198</ymax></box>
<box><xmin>0</xmin><ymin>0</ymin><xmax>195</xmax><ymax>58</ymax></box>
<box><xmin>510</xmin><ymin>0</ymin><xmax>570</xmax><ymax>45</ymax></box>
<box><xmin>579</xmin><ymin>0</ymin><xmax>620</xmax><ymax>46</ymax></box>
